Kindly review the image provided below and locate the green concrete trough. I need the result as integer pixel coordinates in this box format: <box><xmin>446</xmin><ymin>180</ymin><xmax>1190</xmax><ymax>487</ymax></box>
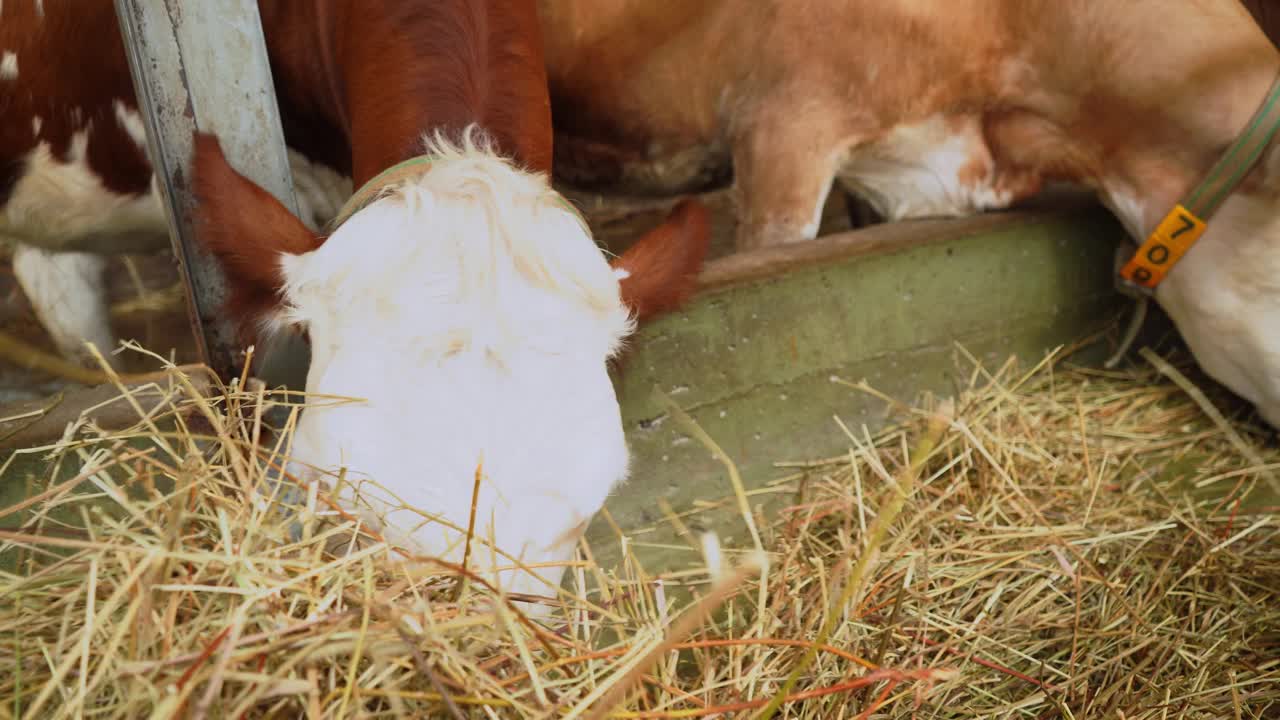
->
<box><xmin>594</xmin><ymin>201</ymin><xmax>1128</xmax><ymax>570</ymax></box>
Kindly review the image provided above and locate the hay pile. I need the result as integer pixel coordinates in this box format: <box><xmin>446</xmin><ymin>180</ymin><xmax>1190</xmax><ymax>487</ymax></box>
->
<box><xmin>0</xmin><ymin>348</ymin><xmax>1277</xmax><ymax>718</ymax></box>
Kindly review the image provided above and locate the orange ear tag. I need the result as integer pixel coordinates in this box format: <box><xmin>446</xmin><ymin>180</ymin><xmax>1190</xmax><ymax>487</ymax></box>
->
<box><xmin>1117</xmin><ymin>204</ymin><xmax>1207</xmax><ymax>290</ymax></box>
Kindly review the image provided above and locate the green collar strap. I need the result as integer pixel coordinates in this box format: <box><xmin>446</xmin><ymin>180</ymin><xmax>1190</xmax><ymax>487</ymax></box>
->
<box><xmin>329</xmin><ymin>155</ymin><xmax>436</xmax><ymax>230</ymax></box>
<box><xmin>327</xmin><ymin>154</ymin><xmax>586</xmax><ymax>232</ymax></box>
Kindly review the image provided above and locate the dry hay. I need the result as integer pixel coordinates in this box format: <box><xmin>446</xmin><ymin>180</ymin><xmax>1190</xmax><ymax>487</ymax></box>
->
<box><xmin>0</xmin><ymin>346</ymin><xmax>1277</xmax><ymax>719</ymax></box>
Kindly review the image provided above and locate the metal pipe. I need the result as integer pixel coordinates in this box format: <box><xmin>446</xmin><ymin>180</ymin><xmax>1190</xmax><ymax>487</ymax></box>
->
<box><xmin>114</xmin><ymin>0</ymin><xmax>307</xmax><ymax>385</ymax></box>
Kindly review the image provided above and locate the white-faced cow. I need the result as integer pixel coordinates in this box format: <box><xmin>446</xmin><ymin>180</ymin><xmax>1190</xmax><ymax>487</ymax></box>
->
<box><xmin>0</xmin><ymin>0</ymin><xmax>711</xmax><ymax>609</ymax></box>
<box><xmin>539</xmin><ymin>0</ymin><xmax>1280</xmax><ymax>428</ymax></box>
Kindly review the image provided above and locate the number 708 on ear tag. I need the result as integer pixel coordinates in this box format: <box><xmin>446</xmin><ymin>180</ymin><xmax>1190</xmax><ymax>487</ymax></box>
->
<box><xmin>1118</xmin><ymin>204</ymin><xmax>1207</xmax><ymax>290</ymax></box>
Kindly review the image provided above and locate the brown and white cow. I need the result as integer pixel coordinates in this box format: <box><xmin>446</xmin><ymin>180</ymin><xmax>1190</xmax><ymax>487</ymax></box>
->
<box><xmin>539</xmin><ymin>0</ymin><xmax>1280</xmax><ymax>428</ymax></box>
<box><xmin>0</xmin><ymin>0</ymin><xmax>711</xmax><ymax>606</ymax></box>
<box><xmin>0</xmin><ymin>1</ymin><xmax>355</xmax><ymax>367</ymax></box>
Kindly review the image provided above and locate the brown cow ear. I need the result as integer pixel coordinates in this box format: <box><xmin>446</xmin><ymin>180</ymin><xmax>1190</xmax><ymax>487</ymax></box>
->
<box><xmin>611</xmin><ymin>198</ymin><xmax>711</xmax><ymax>325</ymax></box>
<box><xmin>191</xmin><ymin>132</ymin><xmax>324</xmax><ymax>340</ymax></box>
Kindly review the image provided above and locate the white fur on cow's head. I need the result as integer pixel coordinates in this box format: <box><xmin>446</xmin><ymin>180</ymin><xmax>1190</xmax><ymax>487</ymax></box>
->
<box><xmin>283</xmin><ymin>130</ymin><xmax>633</xmax><ymax>600</ymax></box>
<box><xmin>192</xmin><ymin>128</ymin><xmax>709</xmax><ymax>610</ymax></box>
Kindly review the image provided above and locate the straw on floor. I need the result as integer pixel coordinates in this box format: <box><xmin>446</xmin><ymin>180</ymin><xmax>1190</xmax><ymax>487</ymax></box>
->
<box><xmin>0</xmin><ymin>345</ymin><xmax>1276</xmax><ymax>718</ymax></box>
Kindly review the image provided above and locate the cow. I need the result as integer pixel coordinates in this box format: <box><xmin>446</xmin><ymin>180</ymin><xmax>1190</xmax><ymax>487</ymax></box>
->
<box><xmin>1</xmin><ymin>0</ymin><xmax>711</xmax><ymax>609</ymax></box>
<box><xmin>0</xmin><ymin>2</ymin><xmax>356</xmax><ymax>368</ymax></box>
<box><xmin>538</xmin><ymin>0</ymin><xmax>1280</xmax><ymax>428</ymax></box>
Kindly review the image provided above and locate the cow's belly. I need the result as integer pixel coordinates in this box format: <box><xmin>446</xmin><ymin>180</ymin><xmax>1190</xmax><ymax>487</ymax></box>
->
<box><xmin>839</xmin><ymin>114</ymin><xmax>1035</xmax><ymax>223</ymax></box>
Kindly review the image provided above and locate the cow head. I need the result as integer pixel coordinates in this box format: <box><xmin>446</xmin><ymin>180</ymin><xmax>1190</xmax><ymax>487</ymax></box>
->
<box><xmin>192</xmin><ymin>129</ymin><xmax>709</xmax><ymax>607</ymax></box>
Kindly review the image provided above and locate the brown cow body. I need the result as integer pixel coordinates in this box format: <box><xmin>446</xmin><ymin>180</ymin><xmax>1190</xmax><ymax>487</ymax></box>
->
<box><xmin>540</xmin><ymin>0</ymin><xmax>1280</xmax><ymax>427</ymax></box>
<box><xmin>541</xmin><ymin>1</ymin><xmax>1274</xmax><ymax>246</ymax></box>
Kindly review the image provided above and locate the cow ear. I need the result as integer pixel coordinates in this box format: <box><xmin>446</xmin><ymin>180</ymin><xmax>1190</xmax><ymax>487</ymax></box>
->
<box><xmin>611</xmin><ymin>198</ymin><xmax>711</xmax><ymax>324</ymax></box>
<box><xmin>191</xmin><ymin>132</ymin><xmax>324</xmax><ymax>340</ymax></box>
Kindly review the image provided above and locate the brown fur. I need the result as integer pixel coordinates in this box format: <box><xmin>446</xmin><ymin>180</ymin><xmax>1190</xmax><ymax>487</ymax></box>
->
<box><xmin>254</xmin><ymin>0</ymin><xmax>553</xmax><ymax>185</ymax></box>
<box><xmin>538</xmin><ymin>0</ymin><xmax>1280</xmax><ymax>248</ymax></box>
<box><xmin>0</xmin><ymin>1</ymin><xmax>151</xmax><ymax>201</ymax></box>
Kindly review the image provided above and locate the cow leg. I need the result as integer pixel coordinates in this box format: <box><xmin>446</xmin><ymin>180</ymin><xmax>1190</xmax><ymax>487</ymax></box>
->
<box><xmin>12</xmin><ymin>244</ymin><xmax>119</xmax><ymax>369</ymax></box>
<box><xmin>730</xmin><ymin>108</ymin><xmax>858</xmax><ymax>251</ymax></box>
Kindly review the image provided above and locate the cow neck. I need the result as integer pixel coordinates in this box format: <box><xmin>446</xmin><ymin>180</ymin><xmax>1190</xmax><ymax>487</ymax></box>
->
<box><xmin>311</xmin><ymin>0</ymin><xmax>351</xmax><ymax>140</ymax></box>
<box><xmin>1106</xmin><ymin>67</ymin><xmax>1280</xmax><ymax>369</ymax></box>
<box><xmin>1117</xmin><ymin>70</ymin><xmax>1280</xmax><ymax>293</ymax></box>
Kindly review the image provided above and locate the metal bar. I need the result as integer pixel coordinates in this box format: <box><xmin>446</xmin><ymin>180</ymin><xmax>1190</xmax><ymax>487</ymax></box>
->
<box><xmin>114</xmin><ymin>0</ymin><xmax>305</xmax><ymax>384</ymax></box>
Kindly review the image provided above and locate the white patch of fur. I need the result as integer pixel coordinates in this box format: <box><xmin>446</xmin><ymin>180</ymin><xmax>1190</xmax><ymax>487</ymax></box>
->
<box><xmin>838</xmin><ymin>115</ymin><xmax>1014</xmax><ymax>222</ymax></box>
<box><xmin>11</xmin><ymin>245</ymin><xmax>117</xmax><ymax>364</ymax></box>
<box><xmin>287</xmin><ymin>150</ymin><xmax>352</xmax><ymax>231</ymax></box>
<box><xmin>276</xmin><ymin>128</ymin><xmax>633</xmax><ymax>602</ymax></box>
<box><xmin>1155</xmin><ymin>189</ymin><xmax>1280</xmax><ymax>428</ymax></box>
<box><xmin>68</xmin><ymin>127</ymin><xmax>90</xmax><ymax>164</ymax></box>
<box><xmin>800</xmin><ymin>189</ymin><xmax>831</xmax><ymax>240</ymax></box>
<box><xmin>112</xmin><ymin>101</ymin><xmax>148</xmax><ymax>150</ymax></box>
<box><xmin>30</xmin><ymin>115</ymin><xmax>41</xmax><ymax>137</ymax></box>
<box><xmin>1</xmin><ymin>142</ymin><xmax>167</xmax><ymax>253</ymax></box>
<box><xmin>0</xmin><ymin>51</ymin><xmax>17</xmax><ymax>80</ymax></box>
